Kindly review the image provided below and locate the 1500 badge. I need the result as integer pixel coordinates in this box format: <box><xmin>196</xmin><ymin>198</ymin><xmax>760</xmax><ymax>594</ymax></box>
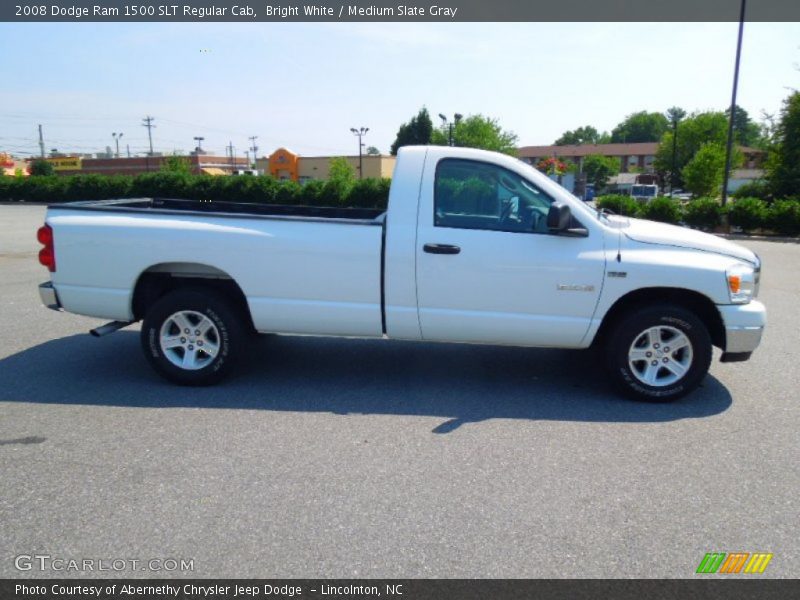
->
<box><xmin>557</xmin><ymin>284</ymin><xmax>596</xmax><ymax>292</ymax></box>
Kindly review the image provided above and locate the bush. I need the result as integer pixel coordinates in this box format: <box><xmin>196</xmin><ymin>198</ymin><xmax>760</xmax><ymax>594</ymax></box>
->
<box><xmin>766</xmin><ymin>199</ymin><xmax>800</xmax><ymax>236</ymax></box>
<box><xmin>733</xmin><ymin>180</ymin><xmax>771</xmax><ymax>200</ymax></box>
<box><xmin>639</xmin><ymin>197</ymin><xmax>683</xmax><ymax>224</ymax></box>
<box><xmin>595</xmin><ymin>194</ymin><xmax>640</xmax><ymax>217</ymax></box>
<box><xmin>728</xmin><ymin>197</ymin><xmax>767</xmax><ymax>232</ymax></box>
<box><xmin>683</xmin><ymin>197</ymin><xmax>723</xmax><ymax>231</ymax></box>
<box><xmin>0</xmin><ymin>171</ymin><xmax>393</xmax><ymax>208</ymax></box>
<box><xmin>298</xmin><ymin>179</ymin><xmax>326</xmax><ymax>206</ymax></box>
<box><xmin>29</xmin><ymin>160</ymin><xmax>54</xmax><ymax>176</ymax></box>
<box><xmin>65</xmin><ymin>174</ymin><xmax>133</xmax><ymax>201</ymax></box>
<box><xmin>347</xmin><ymin>178</ymin><xmax>391</xmax><ymax>209</ymax></box>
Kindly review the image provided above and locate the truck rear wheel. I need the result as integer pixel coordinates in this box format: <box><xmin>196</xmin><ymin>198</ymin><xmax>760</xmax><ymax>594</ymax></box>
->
<box><xmin>605</xmin><ymin>304</ymin><xmax>712</xmax><ymax>402</ymax></box>
<box><xmin>141</xmin><ymin>288</ymin><xmax>244</xmax><ymax>386</ymax></box>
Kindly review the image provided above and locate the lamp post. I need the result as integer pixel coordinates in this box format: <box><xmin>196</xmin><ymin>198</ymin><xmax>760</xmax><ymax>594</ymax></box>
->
<box><xmin>350</xmin><ymin>127</ymin><xmax>369</xmax><ymax>178</ymax></box>
<box><xmin>193</xmin><ymin>136</ymin><xmax>204</xmax><ymax>153</ymax></box>
<box><xmin>438</xmin><ymin>113</ymin><xmax>463</xmax><ymax>146</ymax></box>
<box><xmin>722</xmin><ymin>0</ymin><xmax>747</xmax><ymax>207</ymax></box>
<box><xmin>666</xmin><ymin>107</ymin><xmax>686</xmax><ymax>196</ymax></box>
<box><xmin>112</xmin><ymin>132</ymin><xmax>123</xmax><ymax>158</ymax></box>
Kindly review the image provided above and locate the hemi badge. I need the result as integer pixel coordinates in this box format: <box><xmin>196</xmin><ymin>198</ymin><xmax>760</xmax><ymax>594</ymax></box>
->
<box><xmin>608</xmin><ymin>271</ymin><xmax>628</xmax><ymax>278</ymax></box>
<box><xmin>557</xmin><ymin>284</ymin><xmax>595</xmax><ymax>292</ymax></box>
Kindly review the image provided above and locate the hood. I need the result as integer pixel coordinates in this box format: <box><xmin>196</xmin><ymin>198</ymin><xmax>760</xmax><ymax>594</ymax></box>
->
<box><xmin>609</xmin><ymin>216</ymin><xmax>758</xmax><ymax>264</ymax></box>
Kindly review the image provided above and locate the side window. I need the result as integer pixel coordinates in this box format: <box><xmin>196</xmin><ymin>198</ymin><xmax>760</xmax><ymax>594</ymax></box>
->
<box><xmin>434</xmin><ymin>158</ymin><xmax>555</xmax><ymax>233</ymax></box>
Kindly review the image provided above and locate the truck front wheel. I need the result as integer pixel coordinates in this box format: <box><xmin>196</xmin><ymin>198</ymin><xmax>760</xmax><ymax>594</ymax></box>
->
<box><xmin>141</xmin><ymin>288</ymin><xmax>244</xmax><ymax>386</ymax></box>
<box><xmin>605</xmin><ymin>304</ymin><xmax>712</xmax><ymax>402</ymax></box>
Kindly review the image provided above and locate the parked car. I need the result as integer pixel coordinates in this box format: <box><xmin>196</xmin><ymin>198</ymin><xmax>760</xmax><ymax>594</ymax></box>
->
<box><xmin>36</xmin><ymin>146</ymin><xmax>765</xmax><ymax>401</ymax></box>
<box><xmin>669</xmin><ymin>189</ymin><xmax>693</xmax><ymax>201</ymax></box>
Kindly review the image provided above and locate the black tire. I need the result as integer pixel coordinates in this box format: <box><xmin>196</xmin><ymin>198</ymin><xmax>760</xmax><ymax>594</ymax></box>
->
<box><xmin>140</xmin><ymin>288</ymin><xmax>245</xmax><ymax>386</ymax></box>
<box><xmin>605</xmin><ymin>304</ymin><xmax>712</xmax><ymax>402</ymax></box>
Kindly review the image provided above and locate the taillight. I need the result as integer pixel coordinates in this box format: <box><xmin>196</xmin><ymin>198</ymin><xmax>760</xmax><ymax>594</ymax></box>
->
<box><xmin>37</xmin><ymin>224</ymin><xmax>56</xmax><ymax>272</ymax></box>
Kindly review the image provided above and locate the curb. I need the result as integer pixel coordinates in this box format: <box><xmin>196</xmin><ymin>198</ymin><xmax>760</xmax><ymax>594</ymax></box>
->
<box><xmin>717</xmin><ymin>233</ymin><xmax>800</xmax><ymax>244</ymax></box>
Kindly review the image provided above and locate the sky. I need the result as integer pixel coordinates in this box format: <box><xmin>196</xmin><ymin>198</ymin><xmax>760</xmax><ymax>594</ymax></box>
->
<box><xmin>0</xmin><ymin>21</ymin><xmax>798</xmax><ymax>159</ymax></box>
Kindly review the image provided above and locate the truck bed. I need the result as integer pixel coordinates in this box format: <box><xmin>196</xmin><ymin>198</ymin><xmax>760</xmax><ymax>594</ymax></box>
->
<box><xmin>45</xmin><ymin>198</ymin><xmax>386</xmax><ymax>337</ymax></box>
<box><xmin>52</xmin><ymin>197</ymin><xmax>387</xmax><ymax>224</ymax></box>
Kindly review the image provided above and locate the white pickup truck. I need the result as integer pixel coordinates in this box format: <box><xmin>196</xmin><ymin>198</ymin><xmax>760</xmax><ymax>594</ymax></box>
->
<box><xmin>36</xmin><ymin>146</ymin><xmax>766</xmax><ymax>401</ymax></box>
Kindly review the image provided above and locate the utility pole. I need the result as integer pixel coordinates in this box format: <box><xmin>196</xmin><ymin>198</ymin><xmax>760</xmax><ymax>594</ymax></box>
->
<box><xmin>249</xmin><ymin>135</ymin><xmax>258</xmax><ymax>167</ymax></box>
<box><xmin>227</xmin><ymin>141</ymin><xmax>234</xmax><ymax>173</ymax></box>
<box><xmin>38</xmin><ymin>124</ymin><xmax>45</xmax><ymax>158</ymax></box>
<box><xmin>126</xmin><ymin>144</ymin><xmax>131</xmax><ymax>158</ymax></box>
<box><xmin>141</xmin><ymin>116</ymin><xmax>155</xmax><ymax>156</ymax></box>
<box><xmin>721</xmin><ymin>0</ymin><xmax>747</xmax><ymax>207</ymax></box>
<box><xmin>350</xmin><ymin>127</ymin><xmax>368</xmax><ymax>178</ymax></box>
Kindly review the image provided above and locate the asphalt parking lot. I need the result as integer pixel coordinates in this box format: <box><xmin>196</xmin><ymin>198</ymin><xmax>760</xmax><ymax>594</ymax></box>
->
<box><xmin>0</xmin><ymin>203</ymin><xmax>797</xmax><ymax>578</ymax></box>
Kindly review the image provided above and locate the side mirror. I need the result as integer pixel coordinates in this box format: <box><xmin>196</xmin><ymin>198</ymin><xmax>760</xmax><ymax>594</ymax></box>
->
<box><xmin>547</xmin><ymin>202</ymin><xmax>571</xmax><ymax>232</ymax></box>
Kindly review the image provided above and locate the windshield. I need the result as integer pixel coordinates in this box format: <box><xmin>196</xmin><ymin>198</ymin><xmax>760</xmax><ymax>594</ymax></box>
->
<box><xmin>514</xmin><ymin>159</ymin><xmax>602</xmax><ymax>223</ymax></box>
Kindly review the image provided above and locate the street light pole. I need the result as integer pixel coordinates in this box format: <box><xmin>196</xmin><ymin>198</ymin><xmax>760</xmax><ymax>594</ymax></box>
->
<box><xmin>439</xmin><ymin>113</ymin><xmax>463</xmax><ymax>146</ymax></box>
<box><xmin>350</xmin><ymin>127</ymin><xmax>369</xmax><ymax>178</ymax></box>
<box><xmin>112</xmin><ymin>132</ymin><xmax>123</xmax><ymax>158</ymax></box>
<box><xmin>666</xmin><ymin>107</ymin><xmax>686</xmax><ymax>196</ymax></box>
<box><xmin>193</xmin><ymin>136</ymin><xmax>205</xmax><ymax>153</ymax></box>
<box><xmin>721</xmin><ymin>0</ymin><xmax>747</xmax><ymax>207</ymax></box>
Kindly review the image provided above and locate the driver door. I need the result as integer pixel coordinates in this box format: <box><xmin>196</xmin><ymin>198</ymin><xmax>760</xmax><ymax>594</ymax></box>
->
<box><xmin>415</xmin><ymin>157</ymin><xmax>605</xmax><ymax>348</ymax></box>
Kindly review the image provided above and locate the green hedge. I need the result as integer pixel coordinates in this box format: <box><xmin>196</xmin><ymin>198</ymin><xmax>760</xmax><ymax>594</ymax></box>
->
<box><xmin>639</xmin><ymin>197</ymin><xmax>682</xmax><ymax>224</ymax></box>
<box><xmin>5</xmin><ymin>174</ymin><xmax>799</xmax><ymax>236</ymax></box>
<box><xmin>764</xmin><ymin>198</ymin><xmax>800</xmax><ymax>236</ymax></box>
<box><xmin>683</xmin><ymin>197</ymin><xmax>724</xmax><ymax>231</ymax></box>
<box><xmin>728</xmin><ymin>197</ymin><xmax>768</xmax><ymax>233</ymax></box>
<box><xmin>595</xmin><ymin>193</ymin><xmax>800</xmax><ymax>235</ymax></box>
<box><xmin>595</xmin><ymin>194</ymin><xmax>642</xmax><ymax>217</ymax></box>
<box><xmin>0</xmin><ymin>173</ymin><xmax>392</xmax><ymax>210</ymax></box>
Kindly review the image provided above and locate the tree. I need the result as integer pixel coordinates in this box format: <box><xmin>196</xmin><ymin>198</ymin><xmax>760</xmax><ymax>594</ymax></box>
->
<box><xmin>726</xmin><ymin>104</ymin><xmax>761</xmax><ymax>147</ymax></box>
<box><xmin>390</xmin><ymin>107</ymin><xmax>434</xmax><ymax>155</ymax></box>
<box><xmin>431</xmin><ymin>114</ymin><xmax>518</xmax><ymax>156</ymax></box>
<box><xmin>582</xmin><ymin>154</ymin><xmax>620</xmax><ymax>190</ymax></box>
<box><xmin>29</xmin><ymin>159</ymin><xmax>54</xmax><ymax>176</ymax></box>
<box><xmin>766</xmin><ymin>91</ymin><xmax>800</xmax><ymax>198</ymax></box>
<box><xmin>681</xmin><ymin>143</ymin><xmax>731</xmax><ymax>197</ymax></box>
<box><xmin>611</xmin><ymin>111</ymin><xmax>669</xmax><ymax>143</ymax></box>
<box><xmin>161</xmin><ymin>155</ymin><xmax>192</xmax><ymax>175</ymax></box>
<box><xmin>328</xmin><ymin>157</ymin><xmax>356</xmax><ymax>185</ymax></box>
<box><xmin>755</xmin><ymin>111</ymin><xmax>777</xmax><ymax>150</ymax></box>
<box><xmin>554</xmin><ymin>125</ymin><xmax>606</xmax><ymax>146</ymax></box>
<box><xmin>655</xmin><ymin>111</ymin><xmax>729</xmax><ymax>188</ymax></box>
<box><xmin>365</xmin><ymin>146</ymin><xmax>380</xmax><ymax>155</ymax></box>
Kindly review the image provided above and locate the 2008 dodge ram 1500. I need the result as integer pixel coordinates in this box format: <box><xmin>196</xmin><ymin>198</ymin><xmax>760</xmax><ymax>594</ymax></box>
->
<box><xmin>36</xmin><ymin>146</ymin><xmax>766</xmax><ymax>401</ymax></box>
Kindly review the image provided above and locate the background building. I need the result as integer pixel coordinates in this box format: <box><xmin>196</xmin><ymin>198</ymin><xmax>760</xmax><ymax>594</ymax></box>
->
<box><xmin>518</xmin><ymin>142</ymin><xmax>765</xmax><ymax>175</ymax></box>
<box><xmin>256</xmin><ymin>148</ymin><xmax>396</xmax><ymax>182</ymax></box>
<box><xmin>42</xmin><ymin>154</ymin><xmax>248</xmax><ymax>176</ymax></box>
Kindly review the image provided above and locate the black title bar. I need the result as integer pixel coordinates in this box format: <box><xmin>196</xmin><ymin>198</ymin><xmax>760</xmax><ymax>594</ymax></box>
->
<box><xmin>3</xmin><ymin>0</ymin><xmax>800</xmax><ymax>22</ymax></box>
<box><xmin>2</xmin><ymin>579</ymin><xmax>798</xmax><ymax>600</ymax></box>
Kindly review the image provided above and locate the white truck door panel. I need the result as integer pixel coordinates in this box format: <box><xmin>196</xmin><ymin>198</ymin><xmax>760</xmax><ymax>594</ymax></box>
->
<box><xmin>415</xmin><ymin>152</ymin><xmax>605</xmax><ymax>347</ymax></box>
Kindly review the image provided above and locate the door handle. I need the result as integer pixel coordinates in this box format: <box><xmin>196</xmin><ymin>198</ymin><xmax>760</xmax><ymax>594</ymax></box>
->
<box><xmin>423</xmin><ymin>243</ymin><xmax>461</xmax><ymax>255</ymax></box>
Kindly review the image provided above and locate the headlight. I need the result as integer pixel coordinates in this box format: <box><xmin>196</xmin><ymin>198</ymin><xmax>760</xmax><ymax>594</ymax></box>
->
<box><xmin>726</xmin><ymin>263</ymin><xmax>756</xmax><ymax>304</ymax></box>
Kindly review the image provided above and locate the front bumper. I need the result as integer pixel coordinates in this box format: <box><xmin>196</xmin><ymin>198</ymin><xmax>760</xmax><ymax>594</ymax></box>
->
<box><xmin>717</xmin><ymin>300</ymin><xmax>766</xmax><ymax>356</ymax></box>
<box><xmin>39</xmin><ymin>281</ymin><xmax>62</xmax><ymax>311</ymax></box>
